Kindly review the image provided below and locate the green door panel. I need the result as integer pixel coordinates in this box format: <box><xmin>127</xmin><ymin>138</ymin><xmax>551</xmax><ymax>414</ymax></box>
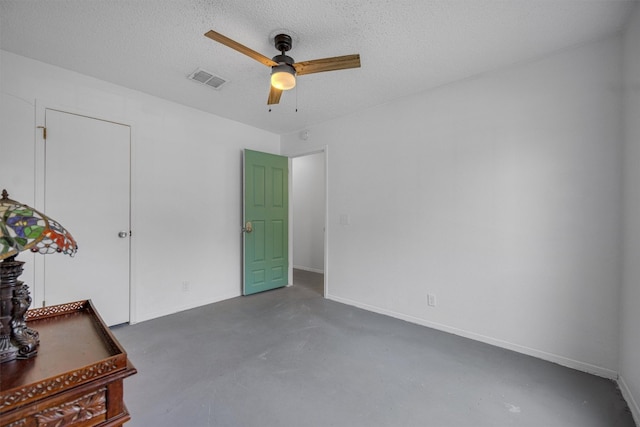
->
<box><xmin>243</xmin><ymin>149</ymin><xmax>289</xmax><ymax>295</ymax></box>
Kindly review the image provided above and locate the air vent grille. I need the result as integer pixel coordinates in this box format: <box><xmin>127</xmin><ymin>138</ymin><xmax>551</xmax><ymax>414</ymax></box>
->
<box><xmin>188</xmin><ymin>68</ymin><xmax>227</xmax><ymax>90</ymax></box>
<box><xmin>205</xmin><ymin>76</ymin><xmax>226</xmax><ymax>88</ymax></box>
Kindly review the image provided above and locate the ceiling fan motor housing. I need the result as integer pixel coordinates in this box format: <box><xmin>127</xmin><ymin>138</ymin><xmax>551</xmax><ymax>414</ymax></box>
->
<box><xmin>273</xmin><ymin>54</ymin><xmax>295</xmax><ymax>66</ymax></box>
<box><xmin>274</xmin><ymin>33</ymin><xmax>293</xmax><ymax>53</ymax></box>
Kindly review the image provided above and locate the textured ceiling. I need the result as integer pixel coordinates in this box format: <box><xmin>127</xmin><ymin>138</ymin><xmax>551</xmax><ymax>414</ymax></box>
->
<box><xmin>0</xmin><ymin>0</ymin><xmax>637</xmax><ymax>135</ymax></box>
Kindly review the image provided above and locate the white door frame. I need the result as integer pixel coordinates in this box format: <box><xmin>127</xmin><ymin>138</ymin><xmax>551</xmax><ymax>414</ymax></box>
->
<box><xmin>34</xmin><ymin>100</ymin><xmax>135</xmax><ymax>323</ymax></box>
<box><xmin>288</xmin><ymin>146</ymin><xmax>329</xmax><ymax>297</ymax></box>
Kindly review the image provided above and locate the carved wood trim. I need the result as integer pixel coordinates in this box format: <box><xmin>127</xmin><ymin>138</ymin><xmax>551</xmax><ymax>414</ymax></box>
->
<box><xmin>1</xmin><ymin>360</ymin><xmax>119</xmax><ymax>410</ymax></box>
<box><xmin>6</xmin><ymin>389</ymin><xmax>106</xmax><ymax>427</ymax></box>
<box><xmin>24</xmin><ymin>301</ymin><xmax>86</xmax><ymax>321</ymax></box>
<box><xmin>34</xmin><ymin>388</ymin><xmax>106</xmax><ymax>426</ymax></box>
<box><xmin>6</xmin><ymin>418</ymin><xmax>27</xmax><ymax>426</ymax></box>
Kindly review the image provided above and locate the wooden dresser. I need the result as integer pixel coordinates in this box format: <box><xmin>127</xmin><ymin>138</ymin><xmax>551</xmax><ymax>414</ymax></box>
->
<box><xmin>0</xmin><ymin>300</ymin><xmax>137</xmax><ymax>427</ymax></box>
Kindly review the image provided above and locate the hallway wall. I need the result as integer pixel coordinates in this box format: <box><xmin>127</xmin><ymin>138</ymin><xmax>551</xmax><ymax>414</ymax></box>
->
<box><xmin>292</xmin><ymin>152</ymin><xmax>325</xmax><ymax>273</ymax></box>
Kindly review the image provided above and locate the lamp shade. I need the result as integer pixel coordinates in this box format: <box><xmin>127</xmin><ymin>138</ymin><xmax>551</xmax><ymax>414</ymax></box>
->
<box><xmin>271</xmin><ymin>64</ymin><xmax>296</xmax><ymax>90</ymax></box>
<box><xmin>0</xmin><ymin>189</ymin><xmax>77</xmax><ymax>260</ymax></box>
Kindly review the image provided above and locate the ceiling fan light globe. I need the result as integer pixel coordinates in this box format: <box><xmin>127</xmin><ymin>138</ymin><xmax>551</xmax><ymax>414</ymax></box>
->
<box><xmin>271</xmin><ymin>65</ymin><xmax>296</xmax><ymax>90</ymax></box>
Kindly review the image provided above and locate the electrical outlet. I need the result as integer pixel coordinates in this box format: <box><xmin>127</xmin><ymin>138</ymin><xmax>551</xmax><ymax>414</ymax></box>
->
<box><xmin>427</xmin><ymin>293</ymin><xmax>437</xmax><ymax>307</ymax></box>
<box><xmin>181</xmin><ymin>281</ymin><xmax>190</xmax><ymax>292</ymax></box>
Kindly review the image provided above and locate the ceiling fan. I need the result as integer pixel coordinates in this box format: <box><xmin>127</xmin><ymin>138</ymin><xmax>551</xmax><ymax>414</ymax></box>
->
<box><xmin>204</xmin><ymin>30</ymin><xmax>361</xmax><ymax>105</ymax></box>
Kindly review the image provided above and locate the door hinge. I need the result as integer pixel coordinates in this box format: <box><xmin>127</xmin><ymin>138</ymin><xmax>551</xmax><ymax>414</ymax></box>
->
<box><xmin>42</xmin><ymin>300</ymin><xmax>46</xmax><ymax>307</ymax></box>
<box><xmin>37</xmin><ymin>126</ymin><xmax>47</xmax><ymax>140</ymax></box>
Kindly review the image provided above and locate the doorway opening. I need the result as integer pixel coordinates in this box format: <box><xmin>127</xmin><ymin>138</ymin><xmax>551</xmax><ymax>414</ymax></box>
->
<box><xmin>291</xmin><ymin>149</ymin><xmax>327</xmax><ymax>297</ymax></box>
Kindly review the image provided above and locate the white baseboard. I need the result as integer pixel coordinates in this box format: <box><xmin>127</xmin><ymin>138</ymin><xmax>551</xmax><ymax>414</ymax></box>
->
<box><xmin>619</xmin><ymin>375</ymin><xmax>640</xmax><ymax>425</ymax></box>
<box><xmin>326</xmin><ymin>293</ymin><xmax>618</xmax><ymax>380</ymax></box>
<box><xmin>293</xmin><ymin>265</ymin><xmax>324</xmax><ymax>274</ymax></box>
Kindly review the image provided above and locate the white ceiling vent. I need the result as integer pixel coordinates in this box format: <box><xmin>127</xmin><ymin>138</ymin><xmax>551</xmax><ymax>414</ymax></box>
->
<box><xmin>188</xmin><ymin>68</ymin><xmax>228</xmax><ymax>90</ymax></box>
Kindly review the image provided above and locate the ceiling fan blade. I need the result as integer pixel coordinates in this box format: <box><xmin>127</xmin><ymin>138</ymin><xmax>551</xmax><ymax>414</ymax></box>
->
<box><xmin>267</xmin><ymin>86</ymin><xmax>283</xmax><ymax>105</ymax></box>
<box><xmin>205</xmin><ymin>30</ymin><xmax>278</xmax><ymax>68</ymax></box>
<box><xmin>293</xmin><ymin>54</ymin><xmax>361</xmax><ymax>76</ymax></box>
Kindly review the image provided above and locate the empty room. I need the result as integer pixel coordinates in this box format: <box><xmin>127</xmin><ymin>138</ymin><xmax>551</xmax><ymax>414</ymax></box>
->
<box><xmin>1</xmin><ymin>1</ymin><xmax>639</xmax><ymax>426</ymax></box>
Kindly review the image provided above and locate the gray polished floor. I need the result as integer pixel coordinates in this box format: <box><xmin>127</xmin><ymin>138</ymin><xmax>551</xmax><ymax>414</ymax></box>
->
<box><xmin>112</xmin><ymin>270</ymin><xmax>635</xmax><ymax>427</ymax></box>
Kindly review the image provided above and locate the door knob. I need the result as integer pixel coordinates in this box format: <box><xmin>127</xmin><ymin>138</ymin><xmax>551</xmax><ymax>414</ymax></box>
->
<box><xmin>242</xmin><ymin>222</ymin><xmax>253</xmax><ymax>233</ymax></box>
<box><xmin>118</xmin><ymin>231</ymin><xmax>129</xmax><ymax>238</ymax></box>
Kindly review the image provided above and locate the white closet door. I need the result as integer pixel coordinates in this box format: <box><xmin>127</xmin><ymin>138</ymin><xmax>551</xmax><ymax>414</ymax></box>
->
<box><xmin>44</xmin><ymin>109</ymin><xmax>130</xmax><ymax>326</ymax></box>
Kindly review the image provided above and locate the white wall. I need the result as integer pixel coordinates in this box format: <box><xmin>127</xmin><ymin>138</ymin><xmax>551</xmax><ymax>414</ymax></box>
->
<box><xmin>292</xmin><ymin>152</ymin><xmax>325</xmax><ymax>273</ymax></box>
<box><xmin>0</xmin><ymin>91</ymin><xmax>39</xmax><ymax>289</ymax></box>
<box><xmin>282</xmin><ymin>36</ymin><xmax>624</xmax><ymax>377</ymax></box>
<box><xmin>0</xmin><ymin>50</ymin><xmax>280</xmax><ymax>323</ymax></box>
<box><xmin>620</xmin><ymin>4</ymin><xmax>640</xmax><ymax>423</ymax></box>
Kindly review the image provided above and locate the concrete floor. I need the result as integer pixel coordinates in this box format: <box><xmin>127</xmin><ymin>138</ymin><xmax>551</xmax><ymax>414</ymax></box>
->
<box><xmin>112</xmin><ymin>270</ymin><xmax>635</xmax><ymax>427</ymax></box>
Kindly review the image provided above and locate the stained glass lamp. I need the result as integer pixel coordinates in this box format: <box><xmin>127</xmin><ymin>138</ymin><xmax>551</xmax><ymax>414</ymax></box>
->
<box><xmin>0</xmin><ymin>189</ymin><xmax>77</xmax><ymax>363</ymax></box>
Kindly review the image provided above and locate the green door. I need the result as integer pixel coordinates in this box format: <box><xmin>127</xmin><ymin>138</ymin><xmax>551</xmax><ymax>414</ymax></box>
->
<box><xmin>243</xmin><ymin>149</ymin><xmax>289</xmax><ymax>295</ymax></box>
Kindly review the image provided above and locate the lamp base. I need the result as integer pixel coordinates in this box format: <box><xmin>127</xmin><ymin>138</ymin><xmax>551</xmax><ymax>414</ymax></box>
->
<box><xmin>0</xmin><ymin>257</ymin><xmax>39</xmax><ymax>363</ymax></box>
